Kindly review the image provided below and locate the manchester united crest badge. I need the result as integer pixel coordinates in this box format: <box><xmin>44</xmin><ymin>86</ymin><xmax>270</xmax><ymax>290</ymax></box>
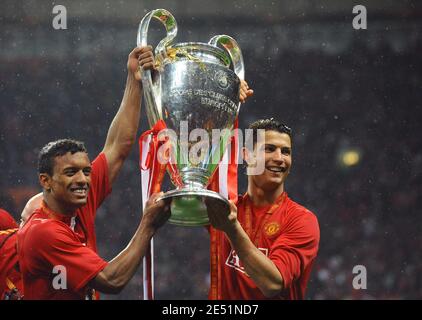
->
<box><xmin>264</xmin><ymin>222</ymin><xmax>281</xmax><ymax>237</ymax></box>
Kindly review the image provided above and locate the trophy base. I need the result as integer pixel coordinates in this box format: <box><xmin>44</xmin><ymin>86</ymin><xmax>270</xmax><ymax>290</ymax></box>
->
<box><xmin>157</xmin><ymin>188</ymin><xmax>230</xmax><ymax>227</ymax></box>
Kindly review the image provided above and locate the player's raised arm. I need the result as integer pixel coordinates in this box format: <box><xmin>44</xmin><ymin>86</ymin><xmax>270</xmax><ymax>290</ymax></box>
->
<box><xmin>102</xmin><ymin>46</ymin><xmax>155</xmax><ymax>184</ymax></box>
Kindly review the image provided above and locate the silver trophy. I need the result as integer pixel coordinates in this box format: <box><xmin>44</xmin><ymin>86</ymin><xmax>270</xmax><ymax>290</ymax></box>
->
<box><xmin>138</xmin><ymin>9</ymin><xmax>244</xmax><ymax>226</ymax></box>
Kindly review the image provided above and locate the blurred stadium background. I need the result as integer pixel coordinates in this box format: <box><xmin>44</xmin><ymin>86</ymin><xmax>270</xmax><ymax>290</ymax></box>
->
<box><xmin>1</xmin><ymin>0</ymin><xmax>421</xmax><ymax>299</ymax></box>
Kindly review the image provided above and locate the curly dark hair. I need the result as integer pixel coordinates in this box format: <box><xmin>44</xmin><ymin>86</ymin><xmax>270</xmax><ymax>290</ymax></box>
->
<box><xmin>38</xmin><ymin>139</ymin><xmax>88</xmax><ymax>175</ymax></box>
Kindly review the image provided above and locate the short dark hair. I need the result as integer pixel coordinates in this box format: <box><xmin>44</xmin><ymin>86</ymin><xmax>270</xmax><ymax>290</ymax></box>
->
<box><xmin>248</xmin><ymin>118</ymin><xmax>292</xmax><ymax>146</ymax></box>
<box><xmin>38</xmin><ymin>139</ymin><xmax>88</xmax><ymax>175</ymax></box>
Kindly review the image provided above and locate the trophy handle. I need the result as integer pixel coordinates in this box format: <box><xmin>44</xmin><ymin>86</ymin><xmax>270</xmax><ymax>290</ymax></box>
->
<box><xmin>137</xmin><ymin>9</ymin><xmax>178</xmax><ymax>126</ymax></box>
<box><xmin>208</xmin><ymin>35</ymin><xmax>245</xmax><ymax>81</ymax></box>
<box><xmin>209</xmin><ymin>35</ymin><xmax>245</xmax><ymax>116</ymax></box>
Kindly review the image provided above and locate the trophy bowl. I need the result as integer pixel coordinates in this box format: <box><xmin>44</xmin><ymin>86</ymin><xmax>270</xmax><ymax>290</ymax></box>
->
<box><xmin>138</xmin><ymin>9</ymin><xmax>245</xmax><ymax>226</ymax></box>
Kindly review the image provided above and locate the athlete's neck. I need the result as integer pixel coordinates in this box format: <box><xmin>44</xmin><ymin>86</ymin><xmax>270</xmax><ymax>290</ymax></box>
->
<box><xmin>43</xmin><ymin>193</ymin><xmax>77</xmax><ymax>217</ymax></box>
<box><xmin>247</xmin><ymin>180</ymin><xmax>284</xmax><ymax>207</ymax></box>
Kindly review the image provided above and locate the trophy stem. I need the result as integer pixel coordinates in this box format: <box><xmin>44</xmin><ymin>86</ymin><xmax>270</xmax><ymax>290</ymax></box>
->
<box><xmin>157</xmin><ymin>188</ymin><xmax>230</xmax><ymax>227</ymax></box>
<box><xmin>180</xmin><ymin>167</ymin><xmax>209</xmax><ymax>189</ymax></box>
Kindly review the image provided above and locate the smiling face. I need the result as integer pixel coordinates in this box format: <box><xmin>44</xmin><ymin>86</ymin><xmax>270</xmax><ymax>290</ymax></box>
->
<box><xmin>39</xmin><ymin>151</ymin><xmax>92</xmax><ymax>214</ymax></box>
<box><xmin>245</xmin><ymin>130</ymin><xmax>292</xmax><ymax>192</ymax></box>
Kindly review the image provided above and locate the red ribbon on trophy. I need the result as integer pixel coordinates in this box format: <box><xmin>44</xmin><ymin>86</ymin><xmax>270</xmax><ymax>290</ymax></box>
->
<box><xmin>138</xmin><ymin>119</ymin><xmax>167</xmax><ymax>300</ymax></box>
<box><xmin>139</xmin><ymin>118</ymin><xmax>239</xmax><ymax>300</ymax></box>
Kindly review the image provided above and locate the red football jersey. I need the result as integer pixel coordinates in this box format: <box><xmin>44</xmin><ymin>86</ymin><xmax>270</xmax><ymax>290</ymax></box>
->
<box><xmin>17</xmin><ymin>153</ymin><xmax>111</xmax><ymax>300</ymax></box>
<box><xmin>0</xmin><ymin>209</ymin><xmax>18</xmax><ymax>230</ymax></box>
<box><xmin>210</xmin><ymin>192</ymin><xmax>320</xmax><ymax>300</ymax></box>
<box><xmin>0</xmin><ymin>230</ymin><xmax>23</xmax><ymax>299</ymax></box>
